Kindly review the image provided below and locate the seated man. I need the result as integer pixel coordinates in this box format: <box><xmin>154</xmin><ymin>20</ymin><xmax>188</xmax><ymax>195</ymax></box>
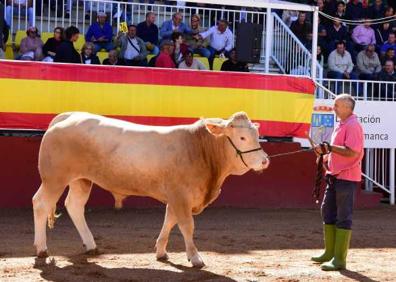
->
<box><xmin>381</xmin><ymin>47</ymin><xmax>396</xmax><ymax>66</ymax></box>
<box><xmin>160</xmin><ymin>12</ymin><xmax>191</xmax><ymax>41</ymax></box>
<box><xmin>351</xmin><ymin>19</ymin><xmax>376</xmax><ymax>52</ymax></box>
<box><xmin>85</xmin><ymin>12</ymin><xmax>113</xmax><ymax>53</ymax></box>
<box><xmin>137</xmin><ymin>12</ymin><xmax>160</xmax><ymax>56</ymax></box>
<box><xmin>380</xmin><ymin>32</ymin><xmax>396</xmax><ymax>57</ymax></box>
<box><xmin>178</xmin><ymin>49</ymin><xmax>207</xmax><ymax>70</ymax></box>
<box><xmin>195</xmin><ymin>19</ymin><xmax>234</xmax><ymax>70</ymax></box>
<box><xmin>54</xmin><ymin>26</ymin><xmax>81</xmax><ymax>64</ymax></box>
<box><xmin>103</xmin><ymin>49</ymin><xmax>125</xmax><ymax>66</ymax></box>
<box><xmin>5</xmin><ymin>0</ymin><xmax>33</xmax><ymax>28</ymax></box>
<box><xmin>377</xmin><ymin>60</ymin><xmax>396</xmax><ymax>100</ymax></box>
<box><xmin>220</xmin><ymin>48</ymin><xmax>249</xmax><ymax>72</ymax></box>
<box><xmin>116</xmin><ymin>24</ymin><xmax>147</xmax><ymax>67</ymax></box>
<box><xmin>155</xmin><ymin>40</ymin><xmax>176</xmax><ymax>68</ymax></box>
<box><xmin>327</xmin><ymin>41</ymin><xmax>357</xmax><ymax>80</ymax></box>
<box><xmin>184</xmin><ymin>14</ymin><xmax>210</xmax><ymax>58</ymax></box>
<box><xmin>356</xmin><ymin>44</ymin><xmax>381</xmax><ymax>80</ymax></box>
<box><xmin>19</xmin><ymin>26</ymin><xmax>43</xmax><ymax>61</ymax></box>
<box><xmin>290</xmin><ymin>12</ymin><xmax>312</xmax><ymax>45</ymax></box>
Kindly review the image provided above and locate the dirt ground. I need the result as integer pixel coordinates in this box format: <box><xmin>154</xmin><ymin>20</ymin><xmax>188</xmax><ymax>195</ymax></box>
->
<box><xmin>0</xmin><ymin>206</ymin><xmax>395</xmax><ymax>282</ymax></box>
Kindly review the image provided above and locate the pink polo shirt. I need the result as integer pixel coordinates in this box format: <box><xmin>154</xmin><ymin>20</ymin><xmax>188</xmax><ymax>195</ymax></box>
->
<box><xmin>327</xmin><ymin>114</ymin><xmax>364</xmax><ymax>182</ymax></box>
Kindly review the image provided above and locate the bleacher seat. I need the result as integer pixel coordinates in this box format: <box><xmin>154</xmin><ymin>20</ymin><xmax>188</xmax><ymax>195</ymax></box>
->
<box><xmin>97</xmin><ymin>51</ymin><xmax>108</xmax><ymax>64</ymax></box>
<box><xmin>14</xmin><ymin>30</ymin><xmax>26</xmax><ymax>49</ymax></box>
<box><xmin>40</xmin><ymin>32</ymin><xmax>53</xmax><ymax>44</ymax></box>
<box><xmin>74</xmin><ymin>36</ymin><xmax>85</xmax><ymax>52</ymax></box>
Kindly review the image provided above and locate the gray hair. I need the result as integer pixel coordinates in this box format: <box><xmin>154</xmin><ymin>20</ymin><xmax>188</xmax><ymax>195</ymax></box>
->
<box><xmin>335</xmin><ymin>94</ymin><xmax>355</xmax><ymax>111</ymax></box>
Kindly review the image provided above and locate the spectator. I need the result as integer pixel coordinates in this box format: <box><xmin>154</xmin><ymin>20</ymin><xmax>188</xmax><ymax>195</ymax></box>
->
<box><xmin>333</xmin><ymin>1</ymin><xmax>347</xmax><ymax>23</ymax></box>
<box><xmin>155</xmin><ymin>40</ymin><xmax>176</xmax><ymax>68</ymax></box>
<box><xmin>54</xmin><ymin>26</ymin><xmax>81</xmax><ymax>64</ymax></box>
<box><xmin>326</xmin><ymin>18</ymin><xmax>350</xmax><ymax>52</ymax></box>
<box><xmin>19</xmin><ymin>26</ymin><xmax>43</xmax><ymax>61</ymax></box>
<box><xmin>383</xmin><ymin>6</ymin><xmax>396</xmax><ymax>31</ymax></box>
<box><xmin>351</xmin><ymin>19</ymin><xmax>376</xmax><ymax>52</ymax></box>
<box><xmin>160</xmin><ymin>12</ymin><xmax>191</xmax><ymax>41</ymax></box>
<box><xmin>85</xmin><ymin>12</ymin><xmax>113</xmax><ymax>53</ymax></box>
<box><xmin>103</xmin><ymin>50</ymin><xmax>125</xmax><ymax>66</ymax></box>
<box><xmin>381</xmin><ymin>47</ymin><xmax>396</xmax><ymax>65</ymax></box>
<box><xmin>356</xmin><ymin>44</ymin><xmax>382</xmax><ymax>80</ymax></box>
<box><xmin>116</xmin><ymin>24</ymin><xmax>148</xmax><ymax>67</ymax></box>
<box><xmin>327</xmin><ymin>41</ymin><xmax>356</xmax><ymax>79</ymax></box>
<box><xmin>172</xmin><ymin>32</ymin><xmax>189</xmax><ymax>66</ymax></box>
<box><xmin>185</xmin><ymin>14</ymin><xmax>210</xmax><ymax>59</ymax></box>
<box><xmin>178</xmin><ymin>49</ymin><xmax>207</xmax><ymax>70</ymax></box>
<box><xmin>380</xmin><ymin>32</ymin><xmax>396</xmax><ymax>56</ymax></box>
<box><xmin>0</xmin><ymin>3</ymin><xmax>6</xmax><ymax>59</ymax></box>
<box><xmin>42</xmin><ymin>27</ymin><xmax>64</xmax><ymax>62</ymax></box>
<box><xmin>5</xmin><ymin>0</ymin><xmax>33</xmax><ymax>27</ymax></box>
<box><xmin>375</xmin><ymin>23</ymin><xmax>393</xmax><ymax>48</ymax></box>
<box><xmin>290</xmin><ymin>12</ymin><xmax>312</xmax><ymax>44</ymax></box>
<box><xmin>377</xmin><ymin>60</ymin><xmax>396</xmax><ymax>99</ymax></box>
<box><xmin>220</xmin><ymin>48</ymin><xmax>249</xmax><ymax>72</ymax></box>
<box><xmin>137</xmin><ymin>12</ymin><xmax>160</xmax><ymax>56</ymax></box>
<box><xmin>196</xmin><ymin>19</ymin><xmax>234</xmax><ymax>70</ymax></box>
<box><xmin>81</xmin><ymin>42</ymin><xmax>100</xmax><ymax>65</ymax></box>
<box><xmin>368</xmin><ymin>0</ymin><xmax>385</xmax><ymax>20</ymax></box>
<box><xmin>345</xmin><ymin>0</ymin><xmax>366</xmax><ymax>21</ymax></box>
<box><xmin>282</xmin><ymin>10</ymin><xmax>299</xmax><ymax>27</ymax></box>
<box><xmin>324</xmin><ymin>0</ymin><xmax>338</xmax><ymax>18</ymax></box>
<box><xmin>317</xmin><ymin>17</ymin><xmax>328</xmax><ymax>52</ymax></box>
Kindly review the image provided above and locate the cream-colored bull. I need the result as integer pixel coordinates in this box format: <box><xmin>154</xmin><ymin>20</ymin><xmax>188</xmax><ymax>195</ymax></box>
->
<box><xmin>32</xmin><ymin>111</ymin><xmax>269</xmax><ymax>267</ymax></box>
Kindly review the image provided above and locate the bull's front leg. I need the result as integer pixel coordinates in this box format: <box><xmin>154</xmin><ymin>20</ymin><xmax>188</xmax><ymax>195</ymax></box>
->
<box><xmin>171</xmin><ymin>202</ymin><xmax>205</xmax><ymax>268</ymax></box>
<box><xmin>155</xmin><ymin>204</ymin><xmax>177</xmax><ymax>260</ymax></box>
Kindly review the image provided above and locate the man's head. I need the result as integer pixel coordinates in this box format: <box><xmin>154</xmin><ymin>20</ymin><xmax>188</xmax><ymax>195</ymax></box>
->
<box><xmin>127</xmin><ymin>25</ymin><xmax>137</xmax><ymax>37</ymax></box>
<box><xmin>171</xmin><ymin>31</ymin><xmax>183</xmax><ymax>44</ymax></box>
<box><xmin>184</xmin><ymin>49</ymin><xmax>194</xmax><ymax>66</ymax></box>
<box><xmin>334</xmin><ymin>94</ymin><xmax>355</xmax><ymax>121</ymax></box>
<box><xmin>191</xmin><ymin>14</ymin><xmax>200</xmax><ymax>29</ymax></box>
<box><xmin>146</xmin><ymin>12</ymin><xmax>155</xmax><ymax>25</ymax></box>
<box><xmin>64</xmin><ymin>26</ymin><xmax>80</xmax><ymax>42</ymax></box>
<box><xmin>384</xmin><ymin>60</ymin><xmax>395</xmax><ymax>74</ymax></box>
<box><xmin>108</xmin><ymin>49</ymin><xmax>118</xmax><ymax>64</ymax></box>
<box><xmin>229</xmin><ymin>48</ymin><xmax>238</xmax><ymax>62</ymax></box>
<box><xmin>336</xmin><ymin>41</ymin><xmax>346</xmax><ymax>55</ymax></box>
<box><xmin>82</xmin><ymin>42</ymin><xmax>94</xmax><ymax>57</ymax></box>
<box><xmin>160</xmin><ymin>40</ymin><xmax>175</xmax><ymax>54</ymax></box>
<box><xmin>388</xmin><ymin>32</ymin><xmax>396</xmax><ymax>44</ymax></box>
<box><xmin>97</xmin><ymin>12</ymin><xmax>107</xmax><ymax>25</ymax></box>
<box><xmin>172</xmin><ymin>12</ymin><xmax>183</xmax><ymax>26</ymax></box>
<box><xmin>385</xmin><ymin>6</ymin><xmax>394</xmax><ymax>17</ymax></box>
<box><xmin>386</xmin><ymin>47</ymin><xmax>395</xmax><ymax>58</ymax></box>
<box><xmin>217</xmin><ymin>19</ymin><xmax>228</xmax><ymax>33</ymax></box>
<box><xmin>53</xmin><ymin>27</ymin><xmax>63</xmax><ymax>41</ymax></box>
<box><xmin>336</xmin><ymin>1</ymin><xmax>345</xmax><ymax>13</ymax></box>
<box><xmin>365</xmin><ymin>44</ymin><xmax>376</xmax><ymax>57</ymax></box>
<box><xmin>26</xmin><ymin>26</ymin><xmax>38</xmax><ymax>38</ymax></box>
<box><xmin>375</xmin><ymin>0</ymin><xmax>383</xmax><ymax>6</ymax></box>
<box><xmin>298</xmin><ymin>12</ymin><xmax>306</xmax><ymax>23</ymax></box>
<box><xmin>363</xmin><ymin>18</ymin><xmax>371</xmax><ymax>28</ymax></box>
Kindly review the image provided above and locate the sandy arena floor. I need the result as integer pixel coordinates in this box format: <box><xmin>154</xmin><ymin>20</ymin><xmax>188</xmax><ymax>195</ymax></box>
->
<box><xmin>0</xmin><ymin>206</ymin><xmax>395</xmax><ymax>281</ymax></box>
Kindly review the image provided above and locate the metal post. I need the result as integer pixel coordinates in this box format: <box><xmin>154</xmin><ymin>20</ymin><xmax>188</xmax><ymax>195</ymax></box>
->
<box><xmin>264</xmin><ymin>8</ymin><xmax>272</xmax><ymax>73</ymax></box>
<box><xmin>311</xmin><ymin>7</ymin><xmax>319</xmax><ymax>80</ymax></box>
<box><xmin>32</xmin><ymin>0</ymin><xmax>36</xmax><ymax>27</ymax></box>
<box><xmin>116</xmin><ymin>3</ymin><xmax>121</xmax><ymax>34</ymax></box>
<box><xmin>390</xmin><ymin>148</ymin><xmax>395</xmax><ymax>205</ymax></box>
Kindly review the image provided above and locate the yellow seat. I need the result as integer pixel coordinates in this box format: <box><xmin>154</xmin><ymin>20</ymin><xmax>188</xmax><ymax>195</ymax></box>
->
<box><xmin>74</xmin><ymin>36</ymin><xmax>85</xmax><ymax>52</ymax></box>
<box><xmin>195</xmin><ymin>56</ymin><xmax>209</xmax><ymax>70</ymax></box>
<box><xmin>14</xmin><ymin>30</ymin><xmax>26</xmax><ymax>49</ymax></box>
<box><xmin>5</xmin><ymin>46</ymin><xmax>14</xmax><ymax>59</ymax></box>
<box><xmin>97</xmin><ymin>51</ymin><xmax>108</xmax><ymax>63</ymax></box>
<box><xmin>213</xmin><ymin>57</ymin><xmax>227</xmax><ymax>71</ymax></box>
<box><xmin>40</xmin><ymin>32</ymin><xmax>53</xmax><ymax>44</ymax></box>
<box><xmin>6</xmin><ymin>34</ymin><xmax>12</xmax><ymax>46</ymax></box>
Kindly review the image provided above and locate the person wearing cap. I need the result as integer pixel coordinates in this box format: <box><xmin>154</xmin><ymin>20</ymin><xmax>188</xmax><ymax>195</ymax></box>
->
<box><xmin>155</xmin><ymin>40</ymin><xmax>176</xmax><ymax>68</ymax></box>
<box><xmin>178</xmin><ymin>49</ymin><xmax>207</xmax><ymax>70</ymax></box>
<box><xmin>85</xmin><ymin>12</ymin><xmax>114</xmax><ymax>53</ymax></box>
<box><xmin>18</xmin><ymin>26</ymin><xmax>43</xmax><ymax>61</ymax></box>
<box><xmin>116</xmin><ymin>24</ymin><xmax>147</xmax><ymax>67</ymax></box>
<box><xmin>311</xmin><ymin>94</ymin><xmax>364</xmax><ymax>271</ymax></box>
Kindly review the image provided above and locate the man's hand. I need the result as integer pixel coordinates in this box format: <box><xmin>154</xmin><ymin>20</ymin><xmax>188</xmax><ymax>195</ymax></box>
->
<box><xmin>97</xmin><ymin>36</ymin><xmax>106</xmax><ymax>42</ymax></box>
<box><xmin>314</xmin><ymin>143</ymin><xmax>331</xmax><ymax>155</ymax></box>
<box><xmin>344</xmin><ymin>71</ymin><xmax>350</xmax><ymax>79</ymax></box>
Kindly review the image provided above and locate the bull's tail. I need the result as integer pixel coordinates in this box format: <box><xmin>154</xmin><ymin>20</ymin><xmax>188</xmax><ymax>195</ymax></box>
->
<box><xmin>47</xmin><ymin>207</ymin><xmax>62</xmax><ymax>229</ymax></box>
<box><xmin>47</xmin><ymin>112</ymin><xmax>75</xmax><ymax>129</ymax></box>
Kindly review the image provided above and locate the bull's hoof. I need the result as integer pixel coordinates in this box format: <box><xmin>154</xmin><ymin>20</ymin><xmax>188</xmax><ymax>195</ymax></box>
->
<box><xmin>85</xmin><ymin>248</ymin><xmax>101</xmax><ymax>256</ymax></box>
<box><xmin>156</xmin><ymin>253</ymin><xmax>169</xmax><ymax>261</ymax></box>
<box><xmin>37</xmin><ymin>250</ymin><xmax>49</xmax><ymax>258</ymax></box>
<box><xmin>190</xmin><ymin>254</ymin><xmax>205</xmax><ymax>269</ymax></box>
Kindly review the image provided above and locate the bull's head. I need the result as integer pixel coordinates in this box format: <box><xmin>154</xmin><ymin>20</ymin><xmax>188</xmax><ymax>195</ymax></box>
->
<box><xmin>204</xmin><ymin>112</ymin><xmax>270</xmax><ymax>174</ymax></box>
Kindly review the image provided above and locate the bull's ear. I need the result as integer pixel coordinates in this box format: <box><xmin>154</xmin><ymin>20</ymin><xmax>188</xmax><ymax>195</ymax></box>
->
<box><xmin>204</xmin><ymin>119</ymin><xmax>228</xmax><ymax>136</ymax></box>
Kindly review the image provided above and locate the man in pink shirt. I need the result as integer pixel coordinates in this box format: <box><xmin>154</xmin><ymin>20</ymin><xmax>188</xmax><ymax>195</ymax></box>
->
<box><xmin>352</xmin><ymin>19</ymin><xmax>376</xmax><ymax>52</ymax></box>
<box><xmin>311</xmin><ymin>94</ymin><xmax>364</xmax><ymax>271</ymax></box>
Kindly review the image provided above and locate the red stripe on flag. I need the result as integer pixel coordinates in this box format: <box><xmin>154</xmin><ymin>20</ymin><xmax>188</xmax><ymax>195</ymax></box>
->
<box><xmin>0</xmin><ymin>61</ymin><xmax>315</xmax><ymax>93</ymax></box>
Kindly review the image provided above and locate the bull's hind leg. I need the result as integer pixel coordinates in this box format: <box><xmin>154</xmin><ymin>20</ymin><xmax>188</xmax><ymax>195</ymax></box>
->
<box><xmin>65</xmin><ymin>179</ymin><xmax>97</xmax><ymax>253</ymax></box>
<box><xmin>32</xmin><ymin>182</ymin><xmax>66</xmax><ymax>257</ymax></box>
<box><xmin>155</xmin><ymin>204</ymin><xmax>177</xmax><ymax>260</ymax></box>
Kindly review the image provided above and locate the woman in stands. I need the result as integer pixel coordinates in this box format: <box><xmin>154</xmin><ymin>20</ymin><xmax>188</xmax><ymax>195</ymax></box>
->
<box><xmin>81</xmin><ymin>42</ymin><xmax>100</xmax><ymax>65</ymax></box>
<box><xmin>19</xmin><ymin>26</ymin><xmax>43</xmax><ymax>61</ymax></box>
<box><xmin>42</xmin><ymin>27</ymin><xmax>64</xmax><ymax>62</ymax></box>
<box><xmin>54</xmin><ymin>26</ymin><xmax>81</xmax><ymax>64</ymax></box>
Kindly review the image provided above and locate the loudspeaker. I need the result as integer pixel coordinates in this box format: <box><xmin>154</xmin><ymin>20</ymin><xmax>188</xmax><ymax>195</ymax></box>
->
<box><xmin>235</xmin><ymin>22</ymin><xmax>263</xmax><ymax>63</ymax></box>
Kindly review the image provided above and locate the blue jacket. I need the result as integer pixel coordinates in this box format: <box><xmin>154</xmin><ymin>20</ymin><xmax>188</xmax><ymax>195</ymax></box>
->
<box><xmin>160</xmin><ymin>19</ymin><xmax>191</xmax><ymax>40</ymax></box>
<box><xmin>85</xmin><ymin>22</ymin><xmax>113</xmax><ymax>43</ymax></box>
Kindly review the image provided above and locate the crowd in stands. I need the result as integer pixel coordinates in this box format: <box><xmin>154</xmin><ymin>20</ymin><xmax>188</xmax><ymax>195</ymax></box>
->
<box><xmin>0</xmin><ymin>8</ymin><xmax>248</xmax><ymax>72</ymax></box>
<box><xmin>287</xmin><ymin>0</ymin><xmax>396</xmax><ymax>82</ymax></box>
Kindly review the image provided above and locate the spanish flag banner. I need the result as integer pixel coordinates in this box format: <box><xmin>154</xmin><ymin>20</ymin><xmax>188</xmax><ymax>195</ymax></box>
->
<box><xmin>0</xmin><ymin>61</ymin><xmax>315</xmax><ymax>137</ymax></box>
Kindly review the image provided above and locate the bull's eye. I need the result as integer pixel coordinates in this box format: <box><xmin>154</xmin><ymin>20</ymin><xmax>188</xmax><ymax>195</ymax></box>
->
<box><xmin>240</xmin><ymin>137</ymin><xmax>246</xmax><ymax>141</ymax></box>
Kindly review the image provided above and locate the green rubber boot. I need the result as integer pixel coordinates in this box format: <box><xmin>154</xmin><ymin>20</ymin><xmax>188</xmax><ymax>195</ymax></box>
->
<box><xmin>311</xmin><ymin>224</ymin><xmax>336</xmax><ymax>263</ymax></box>
<box><xmin>321</xmin><ymin>228</ymin><xmax>352</xmax><ymax>271</ymax></box>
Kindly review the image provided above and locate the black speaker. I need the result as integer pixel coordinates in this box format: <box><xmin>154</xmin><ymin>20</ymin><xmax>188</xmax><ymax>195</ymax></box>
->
<box><xmin>235</xmin><ymin>22</ymin><xmax>263</xmax><ymax>63</ymax></box>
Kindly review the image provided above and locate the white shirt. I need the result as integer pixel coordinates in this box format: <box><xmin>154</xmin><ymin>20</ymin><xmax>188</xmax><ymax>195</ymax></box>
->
<box><xmin>178</xmin><ymin>59</ymin><xmax>207</xmax><ymax>70</ymax></box>
<box><xmin>124</xmin><ymin>37</ymin><xmax>140</xmax><ymax>60</ymax></box>
<box><xmin>200</xmin><ymin>26</ymin><xmax>234</xmax><ymax>52</ymax></box>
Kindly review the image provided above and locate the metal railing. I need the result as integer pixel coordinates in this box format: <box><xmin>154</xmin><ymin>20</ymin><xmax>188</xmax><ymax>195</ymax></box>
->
<box><xmin>316</xmin><ymin>78</ymin><xmax>396</xmax><ymax>101</ymax></box>
<box><xmin>271</xmin><ymin>12</ymin><xmax>323</xmax><ymax>79</ymax></box>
